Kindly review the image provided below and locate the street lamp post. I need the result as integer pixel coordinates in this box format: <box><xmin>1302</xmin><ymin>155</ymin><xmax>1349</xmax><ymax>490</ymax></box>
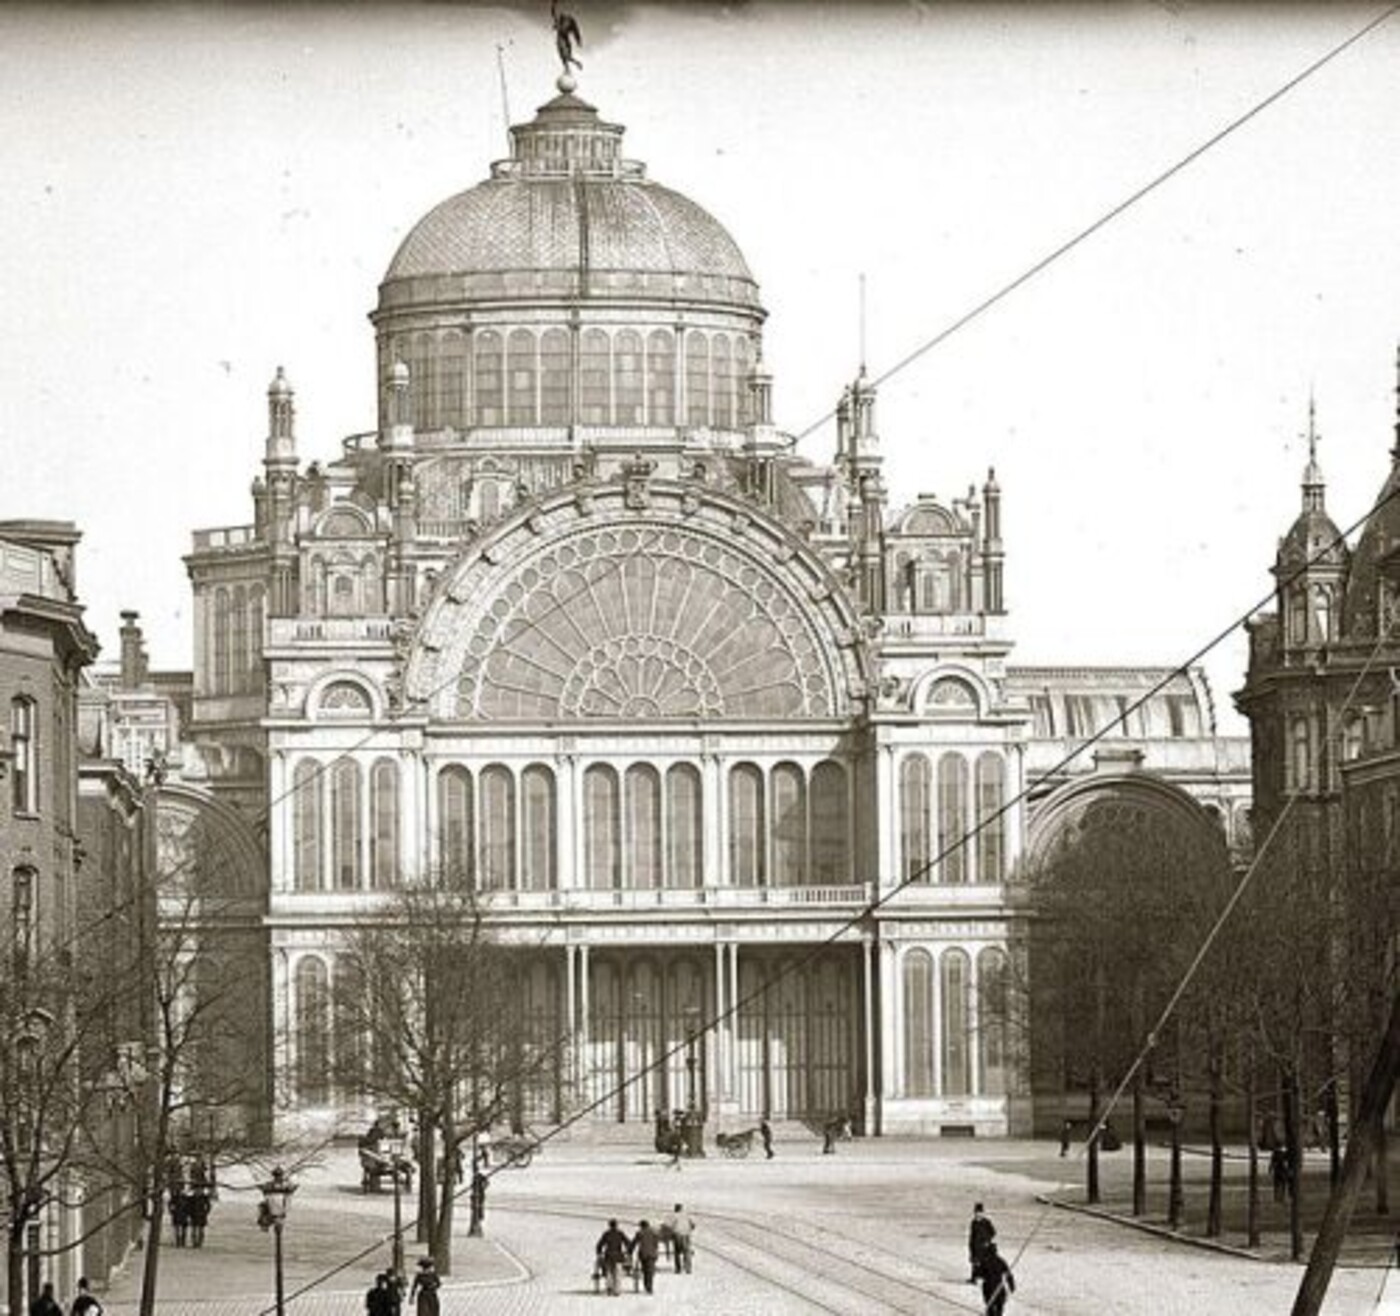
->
<box><xmin>257</xmin><ymin>1166</ymin><xmax>296</xmax><ymax>1316</ymax></box>
<box><xmin>682</xmin><ymin>1005</ymin><xmax>705</xmax><ymax>1159</ymax></box>
<box><xmin>385</xmin><ymin>1127</ymin><xmax>407</xmax><ymax>1278</ymax></box>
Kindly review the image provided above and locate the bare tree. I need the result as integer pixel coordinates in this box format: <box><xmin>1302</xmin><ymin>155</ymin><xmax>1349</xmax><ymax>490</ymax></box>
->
<box><xmin>333</xmin><ymin>876</ymin><xmax>561</xmax><ymax>1275</ymax></box>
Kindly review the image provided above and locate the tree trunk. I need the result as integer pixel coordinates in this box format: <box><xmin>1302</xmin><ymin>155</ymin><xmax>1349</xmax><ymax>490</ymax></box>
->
<box><xmin>416</xmin><ymin>1112</ymin><xmax>436</xmax><ymax>1246</ymax></box>
<box><xmin>139</xmin><ymin>1089</ymin><xmax>174</xmax><ymax>1316</ymax></box>
<box><xmin>1324</xmin><ymin>1077</ymin><xmax>1340</xmax><ymax>1187</ymax></box>
<box><xmin>1285</xmin><ymin>1065</ymin><xmax>1303</xmax><ymax>1262</ymax></box>
<box><xmin>1376</xmin><ymin>1121</ymin><xmax>1389</xmax><ymax>1216</ymax></box>
<box><xmin>1207</xmin><ymin>1043</ymin><xmax>1223</xmax><ymax>1238</ymax></box>
<box><xmin>433</xmin><ymin>1133</ymin><xmax>456</xmax><ymax>1277</ymax></box>
<box><xmin>8</xmin><ymin>1218</ymin><xmax>25</xmax><ymax>1316</ymax></box>
<box><xmin>1246</xmin><ymin>1055</ymin><xmax>1259</xmax><ymax>1248</ymax></box>
<box><xmin>1087</xmin><ymin>1065</ymin><xmax>1101</xmax><ymax>1206</ymax></box>
<box><xmin>1132</xmin><ymin>1076</ymin><xmax>1146</xmax><ymax>1217</ymax></box>
<box><xmin>1168</xmin><ymin>1106</ymin><xmax>1184</xmax><ymax>1229</ymax></box>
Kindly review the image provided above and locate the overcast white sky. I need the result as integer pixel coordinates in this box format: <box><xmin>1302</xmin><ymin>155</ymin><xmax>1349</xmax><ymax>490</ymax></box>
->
<box><xmin>4</xmin><ymin>2</ymin><xmax>1398</xmax><ymax>735</ymax></box>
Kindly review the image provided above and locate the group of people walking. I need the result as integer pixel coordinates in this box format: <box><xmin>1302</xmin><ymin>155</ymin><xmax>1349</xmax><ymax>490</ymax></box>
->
<box><xmin>969</xmin><ymin>1203</ymin><xmax>1015</xmax><ymax>1316</ymax></box>
<box><xmin>364</xmin><ymin>1256</ymin><xmax>440</xmax><ymax>1316</ymax></box>
<box><xmin>165</xmin><ymin>1155</ymin><xmax>216</xmax><ymax>1248</ymax></box>
<box><xmin>594</xmin><ymin>1203</ymin><xmax>695</xmax><ymax>1296</ymax></box>
<box><xmin>27</xmin><ymin>1278</ymin><xmax>102</xmax><ymax>1316</ymax></box>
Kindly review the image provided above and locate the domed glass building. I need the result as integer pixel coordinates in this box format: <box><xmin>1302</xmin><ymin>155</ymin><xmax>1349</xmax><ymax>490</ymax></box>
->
<box><xmin>178</xmin><ymin>77</ymin><xmax>1248</xmax><ymax>1140</ymax></box>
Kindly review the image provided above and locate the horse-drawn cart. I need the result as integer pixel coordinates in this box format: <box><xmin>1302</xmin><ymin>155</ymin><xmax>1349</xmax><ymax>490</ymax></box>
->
<box><xmin>715</xmin><ymin>1127</ymin><xmax>756</xmax><ymax>1158</ymax></box>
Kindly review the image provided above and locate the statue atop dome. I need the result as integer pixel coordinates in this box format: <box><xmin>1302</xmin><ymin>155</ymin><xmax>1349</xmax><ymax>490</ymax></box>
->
<box><xmin>551</xmin><ymin>1</ymin><xmax>583</xmax><ymax>86</ymax></box>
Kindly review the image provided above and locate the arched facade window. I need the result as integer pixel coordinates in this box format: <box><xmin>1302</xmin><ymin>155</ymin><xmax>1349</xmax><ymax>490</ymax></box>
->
<box><xmin>540</xmin><ymin>328</ymin><xmax>571</xmax><ymax>425</ymax></box>
<box><xmin>900</xmin><ymin>754</ymin><xmax>931</xmax><ymax>883</ymax></box>
<box><xmin>479</xmin><ymin>766</ymin><xmax>516</xmax><ymax>891</ymax></box>
<box><xmin>614</xmin><ymin>330</ymin><xmax>644</xmax><ymax>425</ymax></box>
<box><xmin>666</xmin><ymin>764</ymin><xmax>702</xmax><ymax>888</ymax></box>
<box><xmin>247</xmin><ymin>585</ymin><xmax>265</xmax><ymax>688</ymax></box>
<box><xmin>975</xmin><ymin>752</ymin><xmax>1005</xmax><ymax>883</ymax></box>
<box><xmin>437</xmin><ymin>766</ymin><xmax>474</xmax><ymax>885</ymax></box>
<box><xmin>9</xmin><ymin>697</ymin><xmax>37</xmax><ymax>815</ymax></box>
<box><xmin>735</xmin><ymin>335</ymin><xmax>754</xmax><ymax>427</ymax></box>
<box><xmin>728</xmin><ymin>763</ymin><xmax>765</xmax><ymax>887</ymax></box>
<box><xmin>230</xmin><ymin>584</ymin><xmax>247</xmax><ymax>691</ymax></box>
<box><xmin>293</xmin><ymin>760</ymin><xmax>323</xmax><ymax>891</ymax></box>
<box><xmin>647</xmin><ymin>329</ymin><xmax>675</xmax><ymax>425</ymax></box>
<box><xmin>474</xmin><ymin>330</ymin><xmax>504</xmax><ymax>426</ymax></box>
<box><xmin>625</xmin><ymin>765</ymin><xmax>662</xmax><ymax>889</ymax></box>
<box><xmin>902</xmin><ymin>949</ymin><xmax>934</xmax><ymax>1097</ymax></box>
<box><xmin>507</xmin><ymin>328</ymin><xmax>537</xmax><ymax>425</ymax></box>
<box><xmin>937</xmin><ymin>753</ymin><xmax>969</xmax><ymax>883</ymax></box>
<box><xmin>12</xmin><ymin>866</ymin><xmax>35</xmax><ymax>968</ymax></box>
<box><xmin>478</xmin><ymin>479</ymin><xmax>500</xmax><ymax>522</ymax></box>
<box><xmin>771</xmin><ymin>762</ymin><xmax>807</xmax><ymax>886</ymax></box>
<box><xmin>1291</xmin><ymin>717</ymin><xmax>1311</xmax><ymax>793</ymax></box>
<box><xmin>685</xmin><ymin>332</ymin><xmax>710</xmax><ymax>428</ymax></box>
<box><xmin>978</xmin><ymin>947</ymin><xmax>1009</xmax><ymax>1096</ymax></box>
<box><xmin>579</xmin><ymin>329</ymin><xmax>610</xmax><ymax>424</ymax></box>
<box><xmin>438</xmin><ymin>330</ymin><xmax>467</xmax><ymax>429</ymax></box>
<box><xmin>370</xmin><ymin>758</ymin><xmax>399</xmax><ymax>889</ymax></box>
<box><xmin>810</xmin><ymin>761</ymin><xmax>849</xmax><ymax>885</ymax></box>
<box><xmin>941</xmin><ymin>950</ymin><xmax>971</xmax><ymax>1097</ymax></box>
<box><xmin>331</xmin><ymin>759</ymin><xmax>362</xmax><ymax>890</ymax></box>
<box><xmin>711</xmin><ymin>334</ymin><xmax>733</xmax><ymax>429</ymax></box>
<box><xmin>584</xmin><ymin>765</ymin><xmax>621</xmax><ymax>890</ymax></box>
<box><xmin>294</xmin><ymin>957</ymin><xmax>331</xmax><ymax>1104</ymax></box>
<box><xmin>212</xmin><ymin>587</ymin><xmax>230</xmax><ymax>694</ymax></box>
<box><xmin>521</xmin><ymin>764</ymin><xmax>556</xmax><ymax>892</ymax></box>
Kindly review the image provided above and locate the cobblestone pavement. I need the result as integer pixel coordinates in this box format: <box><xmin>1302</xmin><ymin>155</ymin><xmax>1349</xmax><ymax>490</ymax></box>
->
<box><xmin>91</xmin><ymin>1134</ymin><xmax>1391</xmax><ymax>1314</ymax></box>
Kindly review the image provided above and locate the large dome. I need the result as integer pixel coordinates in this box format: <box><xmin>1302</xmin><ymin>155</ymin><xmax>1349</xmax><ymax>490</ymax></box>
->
<box><xmin>377</xmin><ymin>91</ymin><xmax>760</xmax><ymax>315</ymax></box>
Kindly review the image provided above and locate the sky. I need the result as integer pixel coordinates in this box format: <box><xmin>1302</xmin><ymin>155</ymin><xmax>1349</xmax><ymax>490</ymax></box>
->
<box><xmin>4</xmin><ymin>1</ymin><xmax>1399</xmax><ymax>736</ymax></box>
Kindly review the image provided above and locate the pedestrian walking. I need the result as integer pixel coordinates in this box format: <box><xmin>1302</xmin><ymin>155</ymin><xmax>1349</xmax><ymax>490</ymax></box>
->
<box><xmin>630</xmin><ymin>1219</ymin><xmax>661</xmax><ymax>1294</ymax></box>
<box><xmin>187</xmin><ymin>1186</ymin><xmax>212</xmax><ymax>1248</ymax></box>
<box><xmin>1058</xmin><ymin>1118</ymin><xmax>1073</xmax><ymax>1157</ymax></box>
<box><xmin>978</xmin><ymin>1242</ymin><xmax>1015</xmax><ymax>1316</ymax></box>
<box><xmin>759</xmin><ymin>1117</ymin><xmax>774</xmax><ymax>1160</ymax></box>
<box><xmin>968</xmin><ymin>1202</ymin><xmax>996</xmax><ymax>1282</ymax></box>
<box><xmin>70</xmin><ymin>1278</ymin><xmax>103</xmax><ymax>1316</ymax></box>
<box><xmin>408</xmin><ymin>1257</ymin><xmax>440</xmax><ymax>1316</ymax></box>
<box><xmin>365</xmin><ymin>1273</ymin><xmax>393</xmax><ymax>1316</ymax></box>
<box><xmin>169</xmin><ymin>1186</ymin><xmax>190</xmax><ymax>1248</ymax></box>
<box><xmin>30</xmin><ymin>1283</ymin><xmax>63</xmax><ymax>1316</ymax></box>
<box><xmin>1269</xmin><ymin>1145</ymin><xmax>1292</xmax><ymax>1202</ymax></box>
<box><xmin>821</xmin><ymin>1114</ymin><xmax>846</xmax><ymax>1154</ymax></box>
<box><xmin>665</xmin><ymin>1202</ymin><xmax>694</xmax><ymax>1274</ymax></box>
<box><xmin>596</xmin><ymin>1218</ymin><xmax>631</xmax><ymax>1297</ymax></box>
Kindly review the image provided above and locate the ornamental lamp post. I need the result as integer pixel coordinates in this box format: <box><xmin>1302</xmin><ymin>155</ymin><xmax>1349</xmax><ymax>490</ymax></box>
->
<box><xmin>682</xmin><ymin>1004</ymin><xmax>705</xmax><ymax>1159</ymax></box>
<box><xmin>257</xmin><ymin>1166</ymin><xmax>296</xmax><ymax>1316</ymax></box>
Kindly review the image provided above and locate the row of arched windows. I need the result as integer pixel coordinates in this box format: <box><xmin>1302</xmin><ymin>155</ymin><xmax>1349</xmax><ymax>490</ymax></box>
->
<box><xmin>902</xmin><ymin>946</ymin><xmax>1008</xmax><ymax>1098</ymax></box>
<box><xmin>433</xmin><ymin>760</ymin><xmax>852</xmax><ymax>891</ymax></box>
<box><xmin>389</xmin><ymin>327</ymin><xmax>756</xmax><ymax>433</ymax></box>
<box><xmin>209</xmin><ymin>583</ymin><xmax>265</xmax><ymax>696</ymax></box>
<box><xmin>293</xmin><ymin>759</ymin><xmax>400</xmax><ymax>891</ymax></box>
<box><xmin>899</xmin><ymin>752</ymin><xmax>1006</xmax><ymax>884</ymax></box>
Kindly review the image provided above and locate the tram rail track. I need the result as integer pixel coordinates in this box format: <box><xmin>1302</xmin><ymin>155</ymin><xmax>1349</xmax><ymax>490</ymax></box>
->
<box><xmin>493</xmin><ymin>1194</ymin><xmax>993</xmax><ymax>1314</ymax></box>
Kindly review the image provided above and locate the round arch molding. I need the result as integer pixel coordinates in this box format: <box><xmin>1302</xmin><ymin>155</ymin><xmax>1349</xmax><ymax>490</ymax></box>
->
<box><xmin>1023</xmin><ymin>773</ymin><xmax>1227</xmax><ymax>876</ymax></box>
<box><xmin>155</xmin><ymin>783</ymin><xmax>267</xmax><ymax>902</ymax></box>
<box><xmin>404</xmin><ymin>480</ymin><xmax>869</xmax><ymax>722</ymax></box>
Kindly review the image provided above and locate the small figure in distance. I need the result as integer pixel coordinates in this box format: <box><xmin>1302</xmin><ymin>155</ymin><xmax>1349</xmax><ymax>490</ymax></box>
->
<box><xmin>968</xmin><ymin>1201</ymin><xmax>996</xmax><ymax>1283</ymax></box>
<box><xmin>596</xmin><ymin>1218</ymin><xmax>631</xmax><ymax>1297</ymax></box>
<box><xmin>70</xmin><ymin>1278</ymin><xmax>104</xmax><ymax>1316</ymax></box>
<box><xmin>630</xmin><ymin>1219</ymin><xmax>661</xmax><ymax>1295</ymax></box>
<box><xmin>759</xmin><ymin>1116</ymin><xmax>774</xmax><ymax>1160</ymax></box>
<box><xmin>665</xmin><ymin>1202</ymin><xmax>694</xmax><ymax>1274</ymax></box>
<box><xmin>978</xmin><ymin>1241</ymin><xmax>1015</xmax><ymax>1316</ymax></box>
<box><xmin>1059</xmin><ymin>1117</ymin><xmax>1073</xmax><ymax>1157</ymax></box>
<box><xmin>29</xmin><ymin>1282</ymin><xmax>62</xmax><ymax>1316</ymax></box>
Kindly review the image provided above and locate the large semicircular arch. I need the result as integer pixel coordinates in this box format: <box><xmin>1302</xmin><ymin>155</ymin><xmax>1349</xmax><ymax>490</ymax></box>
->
<box><xmin>405</xmin><ymin>481</ymin><xmax>869</xmax><ymax>722</ymax></box>
<box><xmin>1023</xmin><ymin>773</ymin><xmax>1227</xmax><ymax>876</ymax></box>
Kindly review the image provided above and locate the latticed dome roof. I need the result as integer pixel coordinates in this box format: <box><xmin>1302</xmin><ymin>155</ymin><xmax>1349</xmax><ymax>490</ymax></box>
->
<box><xmin>379</xmin><ymin>92</ymin><xmax>759</xmax><ymax>313</ymax></box>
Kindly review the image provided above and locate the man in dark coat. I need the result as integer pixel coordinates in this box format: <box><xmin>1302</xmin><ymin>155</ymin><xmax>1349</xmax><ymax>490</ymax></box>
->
<box><xmin>978</xmin><ymin>1242</ymin><xmax>1015</xmax><ymax>1315</ymax></box>
<box><xmin>759</xmin><ymin>1117</ymin><xmax>774</xmax><ymax>1160</ymax></box>
<box><xmin>630</xmin><ymin>1219</ymin><xmax>661</xmax><ymax>1294</ymax></box>
<box><xmin>29</xmin><ymin>1283</ymin><xmax>62</xmax><ymax>1316</ymax></box>
<box><xmin>968</xmin><ymin>1202</ymin><xmax>996</xmax><ymax>1282</ymax></box>
<box><xmin>365</xmin><ymin>1273</ymin><xmax>393</xmax><ymax>1316</ymax></box>
<box><xmin>596</xmin><ymin>1218</ymin><xmax>630</xmax><ymax>1297</ymax></box>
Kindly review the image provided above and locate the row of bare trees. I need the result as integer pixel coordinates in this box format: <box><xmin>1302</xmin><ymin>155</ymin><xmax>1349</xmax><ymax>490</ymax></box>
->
<box><xmin>1024</xmin><ymin>793</ymin><xmax>1394</xmax><ymax>1258</ymax></box>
